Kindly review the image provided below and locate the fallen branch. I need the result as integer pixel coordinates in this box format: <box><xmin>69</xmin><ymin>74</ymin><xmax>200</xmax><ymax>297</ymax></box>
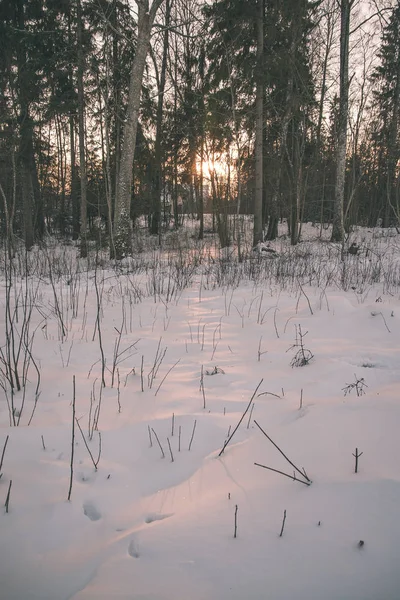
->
<box><xmin>151</xmin><ymin>427</ymin><xmax>165</xmax><ymax>458</ymax></box>
<box><xmin>254</xmin><ymin>463</ymin><xmax>311</xmax><ymax>486</ymax></box>
<box><xmin>219</xmin><ymin>379</ymin><xmax>263</xmax><ymax>456</ymax></box>
<box><xmin>76</xmin><ymin>418</ymin><xmax>102</xmax><ymax>470</ymax></box>
<box><xmin>254</xmin><ymin>420</ymin><xmax>311</xmax><ymax>483</ymax></box>
<box><xmin>154</xmin><ymin>358</ymin><xmax>181</xmax><ymax>397</ymax></box>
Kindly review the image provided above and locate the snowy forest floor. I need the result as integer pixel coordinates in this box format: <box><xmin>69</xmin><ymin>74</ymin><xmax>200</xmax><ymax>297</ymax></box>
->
<box><xmin>1</xmin><ymin>221</ymin><xmax>400</xmax><ymax>599</ymax></box>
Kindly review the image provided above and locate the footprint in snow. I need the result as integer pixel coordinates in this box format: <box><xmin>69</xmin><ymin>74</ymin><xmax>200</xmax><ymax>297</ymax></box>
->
<box><xmin>144</xmin><ymin>513</ymin><xmax>173</xmax><ymax>524</ymax></box>
<box><xmin>128</xmin><ymin>538</ymin><xmax>140</xmax><ymax>558</ymax></box>
<box><xmin>77</xmin><ymin>471</ymin><xmax>95</xmax><ymax>483</ymax></box>
<box><xmin>83</xmin><ymin>502</ymin><xmax>102</xmax><ymax>521</ymax></box>
<box><xmin>296</xmin><ymin>406</ymin><xmax>310</xmax><ymax>419</ymax></box>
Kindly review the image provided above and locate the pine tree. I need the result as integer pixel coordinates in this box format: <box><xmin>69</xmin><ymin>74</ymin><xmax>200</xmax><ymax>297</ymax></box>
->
<box><xmin>0</xmin><ymin>0</ymin><xmax>47</xmax><ymax>248</ymax></box>
<box><xmin>371</xmin><ymin>3</ymin><xmax>400</xmax><ymax>226</ymax></box>
<box><xmin>204</xmin><ymin>0</ymin><xmax>317</xmax><ymax>243</ymax></box>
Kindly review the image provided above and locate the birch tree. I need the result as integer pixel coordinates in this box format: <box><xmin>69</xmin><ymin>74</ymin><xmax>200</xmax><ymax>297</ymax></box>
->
<box><xmin>113</xmin><ymin>0</ymin><xmax>165</xmax><ymax>259</ymax></box>
<box><xmin>331</xmin><ymin>0</ymin><xmax>355</xmax><ymax>242</ymax></box>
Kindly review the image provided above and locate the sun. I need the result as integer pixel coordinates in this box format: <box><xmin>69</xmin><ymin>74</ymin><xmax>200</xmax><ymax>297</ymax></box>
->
<box><xmin>198</xmin><ymin>159</ymin><xmax>228</xmax><ymax>180</ymax></box>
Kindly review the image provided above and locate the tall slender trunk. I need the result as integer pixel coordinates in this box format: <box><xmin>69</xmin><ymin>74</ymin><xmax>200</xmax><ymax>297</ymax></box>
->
<box><xmin>112</xmin><ymin>0</ymin><xmax>121</xmax><ymax>219</ymax></box>
<box><xmin>30</xmin><ymin>134</ymin><xmax>44</xmax><ymax>240</ymax></box>
<box><xmin>265</xmin><ymin>55</ymin><xmax>294</xmax><ymax>241</ymax></box>
<box><xmin>68</xmin><ymin>13</ymin><xmax>79</xmax><ymax>240</ymax></box>
<box><xmin>172</xmin><ymin>12</ymin><xmax>179</xmax><ymax>229</ymax></box>
<box><xmin>331</xmin><ymin>0</ymin><xmax>352</xmax><ymax>242</ymax></box>
<box><xmin>19</xmin><ymin>127</ymin><xmax>34</xmax><ymax>250</ymax></box>
<box><xmin>56</xmin><ymin>115</ymin><xmax>66</xmax><ymax>235</ymax></box>
<box><xmin>286</xmin><ymin>8</ymin><xmax>303</xmax><ymax>245</ymax></box>
<box><xmin>253</xmin><ymin>0</ymin><xmax>264</xmax><ymax>246</ymax></box>
<box><xmin>102</xmin><ymin>49</ymin><xmax>115</xmax><ymax>254</ymax></box>
<box><xmin>224</xmin><ymin>45</ymin><xmax>243</xmax><ymax>255</ymax></box>
<box><xmin>290</xmin><ymin>121</ymin><xmax>303</xmax><ymax>245</ymax></box>
<box><xmin>76</xmin><ymin>0</ymin><xmax>88</xmax><ymax>257</ymax></box>
<box><xmin>152</xmin><ymin>0</ymin><xmax>171</xmax><ymax>237</ymax></box>
<box><xmin>199</xmin><ymin>134</ymin><xmax>204</xmax><ymax>239</ymax></box>
<box><xmin>197</xmin><ymin>38</ymin><xmax>206</xmax><ymax>239</ymax></box>
<box><xmin>386</xmin><ymin>39</ymin><xmax>400</xmax><ymax>223</ymax></box>
<box><xmin>317</xmin><ymin>2</ymin><xmax>335</xmax><ymax>146</ymax></box>
<box><xmin>0</xmin><ymin>181</ymin><xmax>14</xmax><ymax>255</ymax></box>
<box><xmin>15</xmin><ymin>0</ymin><xmax>34</xmax><ymax>250</ymax></box>
<box><xmin>114</xmin><ymin>0</ymin><xmax>164</xmax><ymax>259</ymax></box>
<box><xmin>69</xmin><ymin>115</ymin><xmax>79</xmax><ymax>239</ymax></box>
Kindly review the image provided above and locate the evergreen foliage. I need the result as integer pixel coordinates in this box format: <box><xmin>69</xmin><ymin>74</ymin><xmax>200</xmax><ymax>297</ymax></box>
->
<box><xmin>0</xmin><ymin>0</ymin><xmax>398</xmax><ymax>252</ymax></box>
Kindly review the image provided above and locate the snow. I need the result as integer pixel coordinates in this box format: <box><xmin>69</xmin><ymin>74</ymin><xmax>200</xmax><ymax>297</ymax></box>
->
<box><xmin>1</xmin><ymin>223</ymin><xmax>400</xmax><ymax>599</ymax></box>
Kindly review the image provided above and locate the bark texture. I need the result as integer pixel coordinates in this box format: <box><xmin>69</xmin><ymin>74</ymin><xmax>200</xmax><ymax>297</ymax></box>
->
<box><xmin>76</xmin><ymin>0</ymin><xmax>88</xmax><ymax>257</ymax></box>
<box><xmin>114</xmin><ymin>0</ymin><xmax>164</xmax><ymax>259</ymax></box>
<box><xmin>253</xmin><ymin>0</ymin><xmax>264</xmax><ymax>246</ymax></box>
<box><xmin>332</xmin><ymin>0</ymin><xmax>352</xmax><ymax>242</ymax></box>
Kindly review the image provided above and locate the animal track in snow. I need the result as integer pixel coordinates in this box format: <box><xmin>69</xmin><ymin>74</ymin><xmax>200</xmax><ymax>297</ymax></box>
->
<box><xmin>144</xmin><ymin>512</ymin><xmax>173</xmax><ymax>524</ymax></box>
<box><xmin>77</xmin><ymin>471</ymin><xmax>95</xmax><ymax>483</ymax></box>
<box><xmin>83</xmin><ymin>502</ymin><xmax>101</xmax><ymax>521</ymax></box>
<box><xmin>128</xmin><ymin>538</ymin><xmax>140</xmax><ymax>558</ymax></box>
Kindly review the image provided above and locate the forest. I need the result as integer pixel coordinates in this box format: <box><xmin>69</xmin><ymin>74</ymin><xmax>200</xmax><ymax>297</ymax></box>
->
<box><xmin>2</xmin><ymin>3</ymin><xmax>400</xmax><ymax>598</ymax></box>
<box><xmin>0</xmin><ymin>0</ymin><xmax>399</xmax><ymax>258</ymax></box>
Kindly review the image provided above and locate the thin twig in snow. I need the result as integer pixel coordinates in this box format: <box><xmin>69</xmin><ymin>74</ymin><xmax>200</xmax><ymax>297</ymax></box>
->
<box><xmin>219</xmin><ymin>379</ymin><xmax>263</xmax><ymax>456</ymax></box>
<box><xmin>254</xmin><ymin>420</ymin><xmax>311</xmax><ymax>483</ymax></box>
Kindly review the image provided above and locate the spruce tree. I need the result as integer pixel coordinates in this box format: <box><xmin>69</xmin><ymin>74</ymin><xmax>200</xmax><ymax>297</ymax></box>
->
<box><xmin>371</xmin><ymin>3</ymin><xmax>400</xmax><ymax>226</ymax></box>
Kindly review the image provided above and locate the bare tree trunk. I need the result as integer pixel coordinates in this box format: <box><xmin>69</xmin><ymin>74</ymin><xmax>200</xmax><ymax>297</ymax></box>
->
<box><xmin>69</xmin><ymin>115</ymin><xmax>79</xmax><ymax>239</ymax></box>
<box><xmin>265</xmin><ymin>46</ymin><xmax>295</xmax><ymax>242</ymax></box>
<box><xmin>331</xmin><ymin>0</ymin><xmax>353</xmax><ymax>242</ymax></box>
<box><xmin>197</xmin><ymin>46</ymin><xmax>204</xmax><ymax>239</ymax></box>
<box><xmin>290</xmin><ymin>119</ymin><xmax>306</xmax><ymax>246</ymax></box>
<box><xmin>0</xmin><ymin>182</ymin><xmax>14</xmax><ymax>255</ymax></box>
<box><xmin>387</xmin><ymin>37</ymin><xmax>400</xmax><ymax>224</ymax></box>
<box><xmin>152</xmin><ymin>0</ymin><xmax>171</xmax><ymax>238</ymax></box>
<box><xmin>19</xmin><ymin>128</ymin><xmax>35</xmax><ymax>251</ymax></box>
<box><xmin>171</xmin><ymin>10</ymin><xmax>180</xmax><ymax>230</ymax></box>
<box><xmin>253</xmin><ymin>0</ymin><xmax>264</xmax><ymax>246</ymax></box>
<box><xmin>67</xmin><ymin>13</ymin><xmax>79</xmax><ymax>240</ymax></box>
<box><xmin>225</xmin><ymin>48</ymin><xmax>243</xmax><ymax>258</ymax></box>
<box><xmin>113</xmin><ymin>0</ymin><xmax>164</xmax><ymax>259</ymax></box>
<box><xmin>15</xmin><ymin>0</ymin><xmax>34</xmax><ymax>250</ymax></box>
<box><xmin>102</xmin><ymin>48</ymin><xmax>116</xmax><ymax>256</ymax></box>
<box><xmin>56</xmin><ymin>114</ymin><xmax>66</xmax><ymax>236</ymax></box>
<box><xmin>30</xmin><ymin>136</ymin><xmax>44</xmax><ymax>240</ymax></box>
<box><xmin>76</xmin><ymin>0</ymin><xmax>88</xmax><ymax>257</ymax></box>
<box><xmin>199</xmin><ymin>112</ymin><xmax>204</xmax><ymax>240</ymax></box>
<box><xmin>316</xmin><ymin>0</ymin><xmax>336</xmax><ymax>145</ymax></box>
<box><xmin>112</xmin><ymin>0</ymin><xmax>121</xmax><ymax>214</ymax></box>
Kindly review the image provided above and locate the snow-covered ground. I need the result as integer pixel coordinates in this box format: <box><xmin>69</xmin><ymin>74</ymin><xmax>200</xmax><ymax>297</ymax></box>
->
<box><xmin>1</xmin><ymin>223</ymin><xmax>400</xmax><ymax>599</ymax></box>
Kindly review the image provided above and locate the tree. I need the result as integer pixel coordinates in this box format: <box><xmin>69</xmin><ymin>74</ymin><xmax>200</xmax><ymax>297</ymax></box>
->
<box><xmin>253</xmin><ymin>0</ymin><xmax>264</xmax><ymax>246</ymax></box>
<box><xmin>371</xmin><ymin>2</ymin><xmax>400</xmax><ymax>226</ymax></box>
<box><xmin>204</xmin><ymin>0</ymin><xmax>259</xmax><ymax>245</ymax></box>
<box><xmin>151</xmin><ymin>0</ymin><xmax>171</xmax><ymax>238</ymax></box>
<box><xmin>76</xmin><ymin>0</ymin><xmax>88</xmax><ymax>257</ymax></box>
<box><xmin>265</xmin><ymin>0</ymin><xmax>317</xmax><ymax>243</ymax></box>
<box><xmin>113</xmin><ymin>0</ymin><xmax>164</xmax><ymax>259</ymax></box>
<box><xmin>331</xmin><ymin>0</ymin><xmax>355</xmax><ymax>242</ymax></box>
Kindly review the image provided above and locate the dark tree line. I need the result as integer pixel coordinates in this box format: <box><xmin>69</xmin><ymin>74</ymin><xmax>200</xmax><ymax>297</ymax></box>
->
<box><xmin>0</xmin><ymin>0</ymin><xmax>398</xmax><ymax>255</ymax></box>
